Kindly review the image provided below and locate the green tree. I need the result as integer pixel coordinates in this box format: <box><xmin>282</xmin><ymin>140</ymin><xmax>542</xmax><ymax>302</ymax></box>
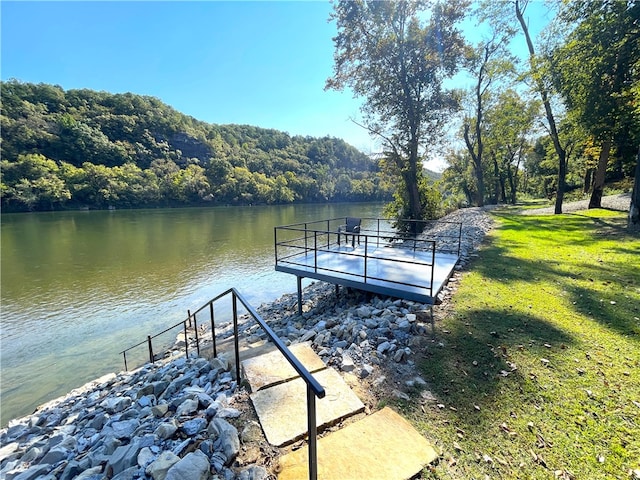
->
<box><xmin>551</xmin><ymin>1</ymin><xmax>640</xmax><ymax>208</ymax></box>
<box><xmin>0</xmin><ymin>154</ymin><xmax>70</xmax><ymax>210</ymax></box>
<box><xmin>440</xmin><ymin>150</ymin><xmax>475</xmax><ymax>207</ymax></box>
<box><xmin>170</xmin><ymin>163</ymin><xmax>210</xmax><ymax>203</ymax></box>
<box><xmin>326</xmin><ymin>0</ymin><xmax>468</xmax><ymax>230</ymax></box>
<box><xmin>630</xmin><ymin>147</ymin><xmax>640</xmax><ymax>231</ymax></box>
<box><xmin>484</xmin><ymin>89</ymin><xmax>539</xmax><ymax>204</ymax></box>
<box><xmin>514</xmin><ymin>0</ymin><xmax>568</xmax><ymax>214</ymax></box>
<box><xmin>462</xmin><ymin>32</ymin><xmax>515</xmax><ymax>206</ymax></box>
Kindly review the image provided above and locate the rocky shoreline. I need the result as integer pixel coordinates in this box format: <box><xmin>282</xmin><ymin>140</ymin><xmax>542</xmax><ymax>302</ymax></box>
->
<box><xmin>0</xmin><ymin>206</ymin><xmax>496</xmax><ymax>480</ymax></box>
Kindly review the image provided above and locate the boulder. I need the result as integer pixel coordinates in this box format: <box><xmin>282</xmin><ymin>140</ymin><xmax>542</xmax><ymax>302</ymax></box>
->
<box><xmin>146</xmin><ymin>451</ymin><xmax>180</xmax><ymax>480</ymax></box>
<box><xmin>164</xmin><ymin>450</ymin><xmax>210</xmax><ymax>480</ymax></box>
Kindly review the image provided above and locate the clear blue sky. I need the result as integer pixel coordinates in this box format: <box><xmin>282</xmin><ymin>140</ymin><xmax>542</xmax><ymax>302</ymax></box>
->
<box><xmin>1</xmin><ymin>1</ymin><xmax>551</xmax><ymax>169</ymax></box>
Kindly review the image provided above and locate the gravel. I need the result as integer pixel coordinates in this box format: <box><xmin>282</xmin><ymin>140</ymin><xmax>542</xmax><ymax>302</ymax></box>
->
<box><xmin>520</xmin><ymin>193</ymin><xmax>631</xmax><ymax>215</ymax></box>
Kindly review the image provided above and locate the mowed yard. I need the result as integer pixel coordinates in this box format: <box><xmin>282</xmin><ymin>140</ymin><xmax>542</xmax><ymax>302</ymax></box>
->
<box><xmin>402</xmin><ymin>208</ymin><xmax>639</xmax><ymax>479</ymax></box>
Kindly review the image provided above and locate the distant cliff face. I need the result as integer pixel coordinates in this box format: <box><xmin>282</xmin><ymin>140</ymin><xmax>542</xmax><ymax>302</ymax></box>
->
<box><xmin>167</xmin><ymin>132</ymin><xmax>214</xmax><ymax>163</ymax></box>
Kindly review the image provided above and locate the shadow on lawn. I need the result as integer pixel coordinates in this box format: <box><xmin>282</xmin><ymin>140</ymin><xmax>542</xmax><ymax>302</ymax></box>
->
<box><xmin>564</xmin><ymin>260</ymin><xmax>640</xmax><ymax>338</ymax></box>
<box><xmin>472</xmin><ymin>217</ymin><xmax>640</xmax><ymax>338</ymax></box>
<box><xmin>407</xmin><ymin>211</ymin><xmax>639</xmax><ymax>427</ymax></box>
<box><xmin>417</xmin><ymin>307</ymin><xmax>574</xmax><ymax>415</ymax></box>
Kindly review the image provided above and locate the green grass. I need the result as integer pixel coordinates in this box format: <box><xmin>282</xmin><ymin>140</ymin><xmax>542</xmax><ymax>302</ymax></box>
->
<box><xmin>399</xmin><ymin>209</ymin><xmax>640</xmax><ymax>479</ymax></box>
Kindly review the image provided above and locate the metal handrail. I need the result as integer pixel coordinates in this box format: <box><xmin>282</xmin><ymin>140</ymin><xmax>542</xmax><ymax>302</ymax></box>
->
<box><xmin>119</xmin><ymin>288</ymin><xmax>325</xmax><ymax>480</ymax></box>
<box><xmin>275</xmin><ymin>219</ymin><xmax>462</xmax><ymax>250</ymax></box>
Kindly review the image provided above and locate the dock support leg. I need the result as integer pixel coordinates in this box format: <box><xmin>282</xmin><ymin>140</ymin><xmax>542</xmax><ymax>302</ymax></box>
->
<box><xmin>297</xmin><ymin>276</ymin><xmax>303</xmax><ymax>316</ymax></box>
<box><xmin>430</xmin><ymin>305</ymin><xmax>435</xmax><ymax>336</ymax></box>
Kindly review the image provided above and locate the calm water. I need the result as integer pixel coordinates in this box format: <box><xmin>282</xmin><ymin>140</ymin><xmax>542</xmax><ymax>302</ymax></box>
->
<box><xmin>0</xmin><ymin>203</ymin><xmax>384</xmax><ymax>426</ymax></box>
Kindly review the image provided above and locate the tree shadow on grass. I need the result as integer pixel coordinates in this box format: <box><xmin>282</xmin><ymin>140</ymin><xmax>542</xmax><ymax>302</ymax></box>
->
<box><xmin>469</xmin><ymin>226</ymin><xmax>640</xmax><ymax>338</ymax></box>
<box><xmin>564</xmin><ymin>260</ymin><xmax>640</xmax><ymax>338</ymax></box>
<box><xmin>417</xmin><ymin>308</ymin><xmax>575</xmax><ymax>415</ymax></box>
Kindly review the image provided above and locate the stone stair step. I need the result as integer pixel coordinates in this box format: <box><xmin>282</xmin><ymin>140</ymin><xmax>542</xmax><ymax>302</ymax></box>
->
<box><xmin>250</xmin><ymin>368</ymin><xmax>365</xmax><ymax>447</ymax></box>
<box><xmin>241</xmin><ymin>342</ymin><xmax>327</xmax><ymax>392</ymax></box>
<box><xmin>277</xmin><ymin>406</ymin><xmax>438</xmax><ymax>480</ymax></box>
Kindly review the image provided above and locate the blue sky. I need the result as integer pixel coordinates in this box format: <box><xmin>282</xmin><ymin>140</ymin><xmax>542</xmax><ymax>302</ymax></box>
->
<box><xmin>1</xmin><ymin>1</ymin><xmax>551</xmax><ymax>169</ymax></box>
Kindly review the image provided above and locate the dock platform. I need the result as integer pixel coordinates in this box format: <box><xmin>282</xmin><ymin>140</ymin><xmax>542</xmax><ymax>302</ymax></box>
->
<box><xmin>275</xmin><ymin>217</ymin><xmax>462</xmax><ymax>312</ymax></box>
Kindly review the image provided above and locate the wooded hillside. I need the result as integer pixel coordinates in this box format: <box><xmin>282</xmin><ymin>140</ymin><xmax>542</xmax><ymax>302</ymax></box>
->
<box><xmin>1</xmin><ymin>81</ymin><xmax>392</xmax><ymax>211</ymax></box>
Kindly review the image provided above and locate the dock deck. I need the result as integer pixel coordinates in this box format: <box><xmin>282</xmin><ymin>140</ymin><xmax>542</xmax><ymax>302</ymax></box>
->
<box><xmin>275</xmin><ymin>217</ymin><xmax>462</xmax><ymax>311</ymax></box>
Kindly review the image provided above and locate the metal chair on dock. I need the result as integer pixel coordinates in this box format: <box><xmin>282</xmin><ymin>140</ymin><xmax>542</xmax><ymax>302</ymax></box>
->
<box><xmin>338</xmin><ymin>217</ymin><xmax>361</xmax><ymax>248</ymax></box>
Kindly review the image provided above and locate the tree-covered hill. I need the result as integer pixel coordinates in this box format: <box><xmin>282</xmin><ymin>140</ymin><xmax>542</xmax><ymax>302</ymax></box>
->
<box><xmin>1</xmin><ymin>80</ymin><xmax>392</xmax><ymax>211</ymax></box>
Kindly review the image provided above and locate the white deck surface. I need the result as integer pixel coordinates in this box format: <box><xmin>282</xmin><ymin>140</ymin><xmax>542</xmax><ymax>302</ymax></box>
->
<box><xmin>276</xmin><ymin>244</ymin><xmax>458</xmax><ymax>304</ymax></box>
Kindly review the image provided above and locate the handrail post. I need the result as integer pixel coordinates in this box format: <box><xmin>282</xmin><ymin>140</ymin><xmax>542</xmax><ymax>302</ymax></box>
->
<box><xmin>326</xmin><ymin>220</ymin><xmax>330</xmax><ymax>248</ymax></box>
<box><xmin>232</xmin><ymin>291</ymin><xmax>241</xmax><ymax>385</ymax></box>
<box><xmin>297</xmin><ymin>276</ymin><xmax>303</xmax><ymax>316</ymax></box>
<box><xmin>364</xmin><ymin>235</ymin><xmax>368</xmax><ymax>283</ymax></box>
<box><xmin>210</xmin><ymin>302</ymin><xmax>217</xmax><ymax>358</ymax></box>
<box><xmin>307</xmin><ymin>385</ymin><xmax>318</xmax><ymax>480</ymax></box>
<box><xmin>147</xmin><ymin>335</ymin><xmax>154</xmax><ymax>364</ymax></box>
<box><xmin>184</xmin><ymin>321</ymin><xmax>189</xmax><ymax>359</ymax></box>
<box><xmin>274</xmin><ymin>227</ymin><xmax>278</xmax><ymax>265</ymax></box>
<box><xmin>304</xmin><ymin>223</ymin><xmax>308</xmax><ymax>253</ymax></box>
<box><xmin>193</xmin><ymin>312</ymin><xmax>200</xmax><ymax>356</ymax></box>
<box><xmin>187</xmin><ymin>309</ymin><xmax>192</xmax><ymax>328</ymax></box>
<box><xmin>123</xmin><ymin>351</ymin><xmax>128</xmax><ymax>371</ymax></box>
<box><xmin>314</xmin><ymin>231</ymin><xmax>318</xmax><ymax>272</ymax></box>
<box><xmin>430</xmin><ymin>241</ymin><xmax>435</xmax><ymax>298</ymax></box>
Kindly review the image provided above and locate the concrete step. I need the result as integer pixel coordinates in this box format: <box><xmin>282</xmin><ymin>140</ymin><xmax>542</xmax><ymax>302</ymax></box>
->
<box><xmin>241</xmin><ymin>342</ymin><xmax>365</xmax><ymax>447</ymax></box>
<box><xmin>249</xmin><ymin>368</ymin><xmax>365</xmax><ymax>447</ymax></box>
<box><xmin>241</xmin><ymin>342</ymin><xmax>327</xmax><ymax>392</ymax></box>
<box><xmin>277</xmin><ymin>406</ymin><xmax>438</xmax><ymax>480</ymax></box>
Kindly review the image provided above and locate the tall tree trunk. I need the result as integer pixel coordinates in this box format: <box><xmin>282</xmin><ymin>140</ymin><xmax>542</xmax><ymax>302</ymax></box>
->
<box><xmin>516</xmin><ymin>0</ymin><xmax>567</xmax><ymax>214</ymax></box>
<box><xmin>629</xmin><ymin>146</ymin><xmax>640</xmax><ymax>232</ymax></box>
<box><xmin>510</xmin><ymin>149</ymin><xmax>522</xmax><ymax>204</ymax></box>
<box><xmin>464</xmin><ymin>125</ymin><xmax>485</xmax><ymax>207</ymax></box>
<box><xmin>583</xmin><ymin>168</ymin><xmax>594</xmax><ymax>193</ymax></box>
<box><xmin>402</xmin><ymin>166</ymin><xmax>423</xmax><ymax>235</ymax></box>
<box><xmin>555</xmin><ymin>155</ymin><xmax>567</xmax><ymax>213</ymax></box>
<box><xmin>507</xmin><ymin>164</ymin><xmax>516</xmax><ymax>204</ymax></box>
<box><xmin>589</xmin><ymin>137</ymin><xmax>612</xmax><ymax>209</ymax></box>
<box><xmin>492</xmin><ymin>154</ymin><xmax>500</xmax><ymax>204</ymax></box>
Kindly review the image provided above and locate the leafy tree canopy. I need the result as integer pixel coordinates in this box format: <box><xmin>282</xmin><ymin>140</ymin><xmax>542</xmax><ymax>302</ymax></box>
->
<box><xmin>1</xmin><ymin>80</ymin><xmax>392</xmax><ymax>211</ymax></box>
<box><xmin>326</xmin><ymin>0</ymin><xmax>468</xmax><ymax>229</ymax></box>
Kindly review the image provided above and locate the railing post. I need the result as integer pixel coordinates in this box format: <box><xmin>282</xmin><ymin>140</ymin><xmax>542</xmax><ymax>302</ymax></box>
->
<box><xmin>314</xmin><ymin>231</ymin><xmax>318</xmax><ymax>272</ymax></box>
<box><xmin>210</xmin><ymin>302</ymin><xmax>217</xmax><ymax>358</ymax></box>
<box><xmin>184</xmin><ymin>321</ymin><xmax>189</xmax><ymax>359</ymax></box>
<box><xmin>123</xmin><ymin>351</ymin><xmax>128</xmax><ymax>371</ymax></box>
<box><xmin>326</xmin><ymin>220</ymin><xmax>330</xmax><ymax>248</ymax></box>
<box><xmin>232</xmin><ymin>292</ymin><xmax>241</xmax><ymax>385</ymax></box>
<box><xmin>297</xmin><ymin>276</ymin><xmax>303</xmax><ymax>316</ymax></box>
<box><xmin>458</xmin><ymin>222</ymin><xmax>462</xmax><ymax>257</ymax></box>
<box><xmin>274</xmin><ymin>227</ymin><xmax>278</xmax><ymax>265</ymax></box>
<box><xmin>364</xmin><ymin>235</ymin><xmax>368</xmax><ymax>283</ymax></box>
<box><xmin>304</xmin><ymin>223</ymin><xmax>308</xmax><ymax>253</ymax></box>
<box><xmin>307</xmin><ymin>385</ymin><xmax>318</xmax><ymax>480</ymax></box>
<box><xmin>147</xmin><ymin>335</ymin><xmax>154</xmax><ymax>364</ymax></box>
<box><xmin>430</xmin><ymin>242</ymin><xmax>436</xmax><ymax>298</ymax></box>
<box><xmin>187</xmin><ymin>309</ymin><xmax>192</xmax><ymax>328</ymax></box>
<box><xmin>193</xmin><ymin>312</ymin><xmax>200</xmax><ymax>356</ymax></box>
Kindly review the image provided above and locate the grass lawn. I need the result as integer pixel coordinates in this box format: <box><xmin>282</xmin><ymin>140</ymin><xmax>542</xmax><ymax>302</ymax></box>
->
<box><xmin>400</xmin><ymin>208</ymin><xmax>639</xmax><ymax>479</ymax></box>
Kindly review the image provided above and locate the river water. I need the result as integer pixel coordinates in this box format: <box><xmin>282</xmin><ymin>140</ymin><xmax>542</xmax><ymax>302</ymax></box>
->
<box><xmin>0</xmin><ymin>202</ymin><xmax>384</xmax><ymax>426</ymax></box>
